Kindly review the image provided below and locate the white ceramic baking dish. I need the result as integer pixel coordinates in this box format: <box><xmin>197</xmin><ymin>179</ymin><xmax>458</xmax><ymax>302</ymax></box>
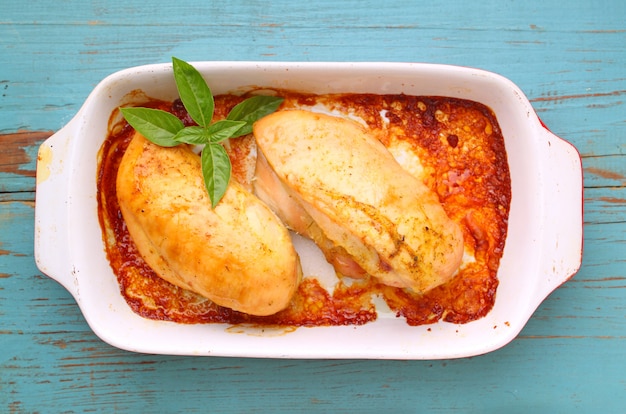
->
<box><xmin>34</xmin><ymin>62</ymin><xmax>583</xmax><ymax>359</ymax></box>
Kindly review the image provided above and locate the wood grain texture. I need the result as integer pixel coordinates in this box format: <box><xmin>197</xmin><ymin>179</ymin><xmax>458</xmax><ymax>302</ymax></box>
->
<box><xmin>1</xmin><ymin>0</ymin><xmax>625</xmax><ymax>412</ymax></box>
<box><xmin>0</xmin><ymin>131</ymin><xmax>49</xmax><ymax>194</ymax></box>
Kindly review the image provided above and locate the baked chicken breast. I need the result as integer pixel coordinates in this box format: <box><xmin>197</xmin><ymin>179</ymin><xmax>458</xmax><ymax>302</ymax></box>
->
<box><xmin>253</xmin><ymin>110</ymin><xmax>464</xmax><ymax>293</ymax></box>
<box><xmin>116</xmin><ymin>133</ymin><xmax>302</xmax><ymax>316</ymax></box>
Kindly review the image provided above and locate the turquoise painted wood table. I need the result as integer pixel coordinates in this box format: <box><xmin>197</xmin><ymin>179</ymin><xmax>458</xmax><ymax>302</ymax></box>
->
<box><xmin>2</xmin><ymin>0</ymin><xmax>624</xmax><ymax>412</ymax></box>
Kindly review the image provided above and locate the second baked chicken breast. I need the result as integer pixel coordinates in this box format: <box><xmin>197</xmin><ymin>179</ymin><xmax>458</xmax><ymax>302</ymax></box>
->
<box><xmin>253</xmin><ymin>110</ymin><xmax>464</xmax><ymax>294</ymax></box>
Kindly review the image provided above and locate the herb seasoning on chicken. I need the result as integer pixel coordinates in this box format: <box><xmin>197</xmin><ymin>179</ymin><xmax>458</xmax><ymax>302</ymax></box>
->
<box><xmin>97</xmin><ymin>91</ymin><xmax>511</xmax><ymax>326</ymax></box>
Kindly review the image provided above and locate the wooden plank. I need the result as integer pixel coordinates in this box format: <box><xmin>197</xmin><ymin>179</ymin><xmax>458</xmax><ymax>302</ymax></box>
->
<box><xmin>0</xmin><ymin>131</ymin><xmax>50</xmax><ymax>195</ymax></box>
<box><xmin>583</xmin><ymin>154</ymin><xmax>626</xmax><ymax>189</ymax></box>
<box><xmin>532</xmin><ymin>91</ymin><xmax>626</xmax><ymax>158</ymax></box>
<box><xmin>585</xmin><ymin>186</ymin><xmax>626</xmax><ymax>225</ymax></box>
<box><xmin>2</xmin><ymin>337</ymin><xmax>624</xmax><ymax>413</ymax></box>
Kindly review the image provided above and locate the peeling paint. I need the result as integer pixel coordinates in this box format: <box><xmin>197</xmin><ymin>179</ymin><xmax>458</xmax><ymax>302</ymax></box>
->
<box><xmin>585</xmin><ymin>167</ymin><xmax>625</xmax><ymax>181</ymax></box>
<box><xmin>0</xmin><ymin>131</ymin><xmax>52</xmax><ymax>177</ymax></box>
<box><xmin>599</xmin><ymin>197</ymin><xmax>626</xmax><ymax>204</ymax></box>
<box><xmin>531</xmin><ymin>90</ymin><xmax>626</xmax><ymax>103</ymax></box>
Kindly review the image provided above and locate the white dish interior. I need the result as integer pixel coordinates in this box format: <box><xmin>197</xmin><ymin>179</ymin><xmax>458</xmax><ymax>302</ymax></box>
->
<box><xmin>34</xmin><ymin>62</ymin><xmax>583</xmax><ymax>359</ymax></box>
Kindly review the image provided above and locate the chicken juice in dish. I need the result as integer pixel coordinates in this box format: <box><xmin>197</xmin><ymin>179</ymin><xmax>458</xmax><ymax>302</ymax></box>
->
<box><xmin>97</xmin><ymin>91</ymin><xmax>511</xmax><ymax>326</ymax></box>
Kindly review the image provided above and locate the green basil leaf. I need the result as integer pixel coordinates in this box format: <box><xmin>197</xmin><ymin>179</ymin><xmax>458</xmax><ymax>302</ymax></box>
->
<box><xmin>172</xmin><ymin>57</ymin><xmax>214</xmax><ymax>128</ymax></box>
<box><xmin>226</xmin><ymin>95</ymin><xmax>284</xmax><ymax>137</ymax></box>
<box><xmin>120</xmin><ymin>107</ymin><xmax>184</xmax><ymax>147</ymax></box>
<box><xmin>207</xmin><ymin>120</ymin><xmax>247</xmax><ymax>143</ymax></box>
<box><xmin>172</xmin><ymin>126</ymin><xmax>208</xmax><ymax>145</ymax></box>
<box><xmin>122</xmin><ymin>58</ymin><xmax>284</xmax><ymax>209</ymax></box>
<box><xmin>201</xmin><ymin>143</ymin><xmax>231</xmax><ymax>208</ymax></box>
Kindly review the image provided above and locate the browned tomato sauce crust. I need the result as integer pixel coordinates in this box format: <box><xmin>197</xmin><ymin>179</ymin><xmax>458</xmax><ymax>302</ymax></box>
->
<box><xmin>97</xmin><ymin>92</ymin><xmax>511</xmax><ymax>327</ymax></box>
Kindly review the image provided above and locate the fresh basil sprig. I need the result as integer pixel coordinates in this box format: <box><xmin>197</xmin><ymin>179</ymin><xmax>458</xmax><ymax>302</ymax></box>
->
<box><xmin>120</xmin><ymin>57</ymin><xmax>283</xmax><ymax>208</ymax></box>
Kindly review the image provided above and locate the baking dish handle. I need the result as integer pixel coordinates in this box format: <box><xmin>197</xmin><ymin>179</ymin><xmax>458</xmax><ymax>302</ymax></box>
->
<box><xmin>34</xmin><ymin>119</ymin><xmax>77</xmax><ymax>294</ymax></box>
<box><xmin>536</xmin><ymin>124</ymin><xmax>584</xmax><ymax>300</ymax></box>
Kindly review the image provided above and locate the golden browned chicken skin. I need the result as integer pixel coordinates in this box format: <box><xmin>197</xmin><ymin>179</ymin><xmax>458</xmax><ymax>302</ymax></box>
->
<box><xmin>253</xmin><ymin>110</ymin><xmax>464</xmax><ymax>294</ymax></box>
<box><xmin>116</xmin><ymin>133</ymin><xmax>302</xmax><ymax>316</ymax></box>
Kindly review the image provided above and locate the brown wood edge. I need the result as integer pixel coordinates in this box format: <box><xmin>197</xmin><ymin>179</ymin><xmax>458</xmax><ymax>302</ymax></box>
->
<box><xmin>1</xmin><ymin>130</ymin><xmax>54</xmax><ymax>177</ymax></box>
